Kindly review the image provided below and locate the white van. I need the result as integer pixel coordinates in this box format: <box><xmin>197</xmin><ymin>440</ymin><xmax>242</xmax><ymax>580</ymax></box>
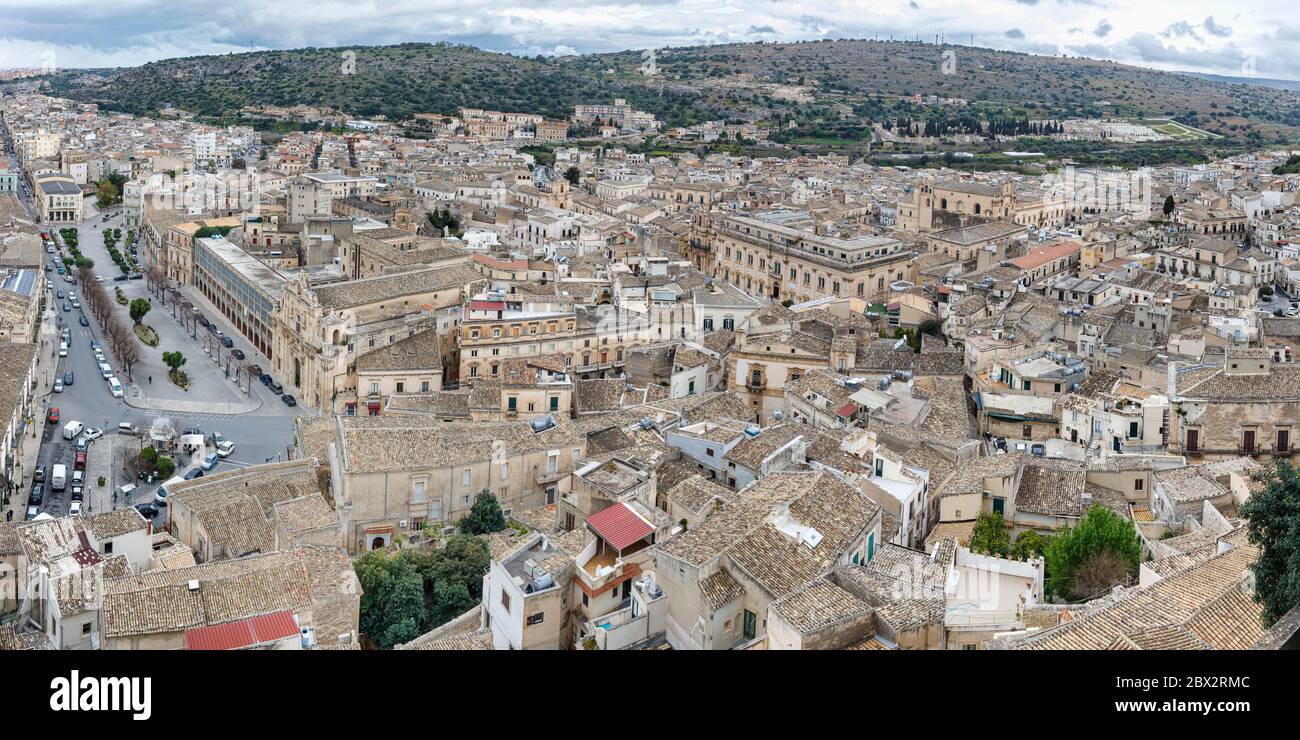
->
<box><xmin>62</xmin><ymin>420</ymin><xmax>84</xmax><ymax>440</ymax></box>
<box><xmin>108</xmin><ymin>377</ymin><xmax>124</xmax><ymax>398</ymax></box>
<box><xmin>51</xmin><ymin>464</ymin><xmax>67</xmax><ymax>491</ymax></box>
<box><xmin>155</xmin><ymin>475</ymin><xmax>186</xmax><ymax>506</ymax></box>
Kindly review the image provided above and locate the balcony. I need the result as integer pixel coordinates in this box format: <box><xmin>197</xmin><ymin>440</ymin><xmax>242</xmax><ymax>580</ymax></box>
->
<box><xmin>535</xmin><ymin>467</ymin><xmax>566</xmax><ymax>485</ymax></box>
<box><xmin>746</xmin><ymin>378</ymin><xmax>766</xmax><ymax>390</ymax></box>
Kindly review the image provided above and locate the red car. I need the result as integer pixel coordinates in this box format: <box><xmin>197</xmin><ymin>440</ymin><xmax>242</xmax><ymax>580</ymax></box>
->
<box><xmin>47</xmin><ymin>407</ymin><xmax>59</xmax><ymax>424</ymax></box>
<box><xmin>74</xmin><ymin>451</ymin><xmax>87</xmax><ymax>471</ymax></box>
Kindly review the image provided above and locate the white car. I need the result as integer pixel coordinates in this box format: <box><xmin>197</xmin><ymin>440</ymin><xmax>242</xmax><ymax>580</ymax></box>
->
<box><xmin>69</xmin><ymin>501</ymin><xmax>81</xmax><ymax>516</ymax></box>
<box><xmin>108</xmin><ymin>377</ymin><xmax>124</xmax><ymax>398</ymax></box>
<box><xmin>95</xmin><ymin>275</ymin><xmax>104</xmax><ymax>282</ymax></box>
<box><xmin>53</xmin><ymin>379</ymin><xmax>64</xmax><ymax>393</ymax></box>
<box><xmin>216</xmin><ymin>440</ymin><xmax>235</xmax><ymax>458</ymax></box>
<box><xmin>58</xmin><ymin>342</ymin><xmax>67</xmax><ymax>357</ymax></box>
<box><xmin>81</xmin><ymin>427</ymin><xmax>104</xmax><ymax>442</ymax></box>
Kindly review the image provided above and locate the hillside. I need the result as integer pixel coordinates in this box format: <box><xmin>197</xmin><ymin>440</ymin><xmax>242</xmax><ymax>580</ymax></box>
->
<box><xmin>40</xmin><ymin>43</ymin><xmax>706</xmax><ymax>125</ymax></box>
<box><xmin>28</xmin><ymin>39</ymin><xmax>1300</xmax><ymax>141</ymax></box>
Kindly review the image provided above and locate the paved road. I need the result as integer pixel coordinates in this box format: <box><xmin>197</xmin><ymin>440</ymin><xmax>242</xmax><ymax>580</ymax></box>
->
<box><xmin>1</xmin><ymin>122</ymin><xmax>37</xmax><ymax>220</ymax></box>
<box><xmin>30</xmin><ymin>204</ymin><xmax>309</xmax><ymax>520</ymax></box>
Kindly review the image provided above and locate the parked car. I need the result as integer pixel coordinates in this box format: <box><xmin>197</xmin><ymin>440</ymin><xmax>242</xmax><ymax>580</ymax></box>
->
<box><xmin>74</xmin><ymin>452</ymin><xmax>87</xmax><ymax>471</ymax></box>
<box><xmin>201</xmin><ymin>453</ymin><xmax>219</xmax><ymax>471</ymax></box>
<box><xmin>69</xmin><ymin>501</ymin><xmax>81</xmax><ymax>516</ymax></box>
<box><xmin>183</xmin><ymin>426</ymin><xmax>202</xmax><ymax>436</ymax></box>
<box><xmin>134</xmin><ymin>503</ymin><xmax>159</xmax><ymax>518</ymax></box>
<box><xmin>269</xmin><ymin>381</ymin><xmax>284</xmax><ymax>395</ymax></box>
<box><xmin>53</xmin><ymin>379</ymin><xmax>64</xmax><ymax>393</ymax></box>
<box><xmin>70</xmin><ymin>485</ymin><xmax>82</xmax><ymax>502</ymax></box>
<box><xmin>82</xmin><ymin>427</ymin><xmax>104</xmax><ymax>442</ymax></box>
<box><xmin>231</xmin><ymin>349</ymin><xmax>245</xmax><ymax>360</ymax></box>
<box><xmin>260</xmin><ymin>373</ymin><xmax>273</xmax><ymax>386</ymax></box>
<box><xmin>183</xmin><ymin>468</ymin><xmax>204</xmax><ymax>480</ymax></box>
<box><xmin>216</xmin><ymin>440</ymin><xmax>235</xmax><ymax>458</ymax></box>
<box><xmin>29</xmin><ymin>483</ymin><xmax>44</xmax><ymax>506</ymax></box>
<box><xmin>117</xmin><ymin>422</ymin><xmax>138</xmax><ymax>434</ymax></box>
<box><xmin>1031</xmin><ymin>443</ymin><xmax>1046</xmax><ymax>457</ymax></box>
<box><xmin>128</xmin><ymin>273</ymin><xmax>143</xmax><ymax>280</ymax></box>
<box><xmin>61</xmin><ymin>301</ymin><xmax>70</xmax><ymax>312</ymax></box>
<box><xmin>33</xmin><ymin>464</ymin><xmax>46</xmax><ymax>483</ymax></box>
<box><xmin>196</xmin><ymin>316</ymin><xmax>209</xmax><ymax>328</ymax></box>
<box><xmin>63</xmin><ymin>370</ymin><xmax>73</xmax><ymax>386</ymax></box>
<box><xmin>58</xmin><ymin>343</ymin><xmax>67</xmax><ymax>357</ymax></box>
<box><xmin>47</xmin><ymin>407</ymin><xmax>59</xmax><ymax>424</ymax></box>
<box><xmin>109</xmin><ymin>378</ymin><xmax>124</xmax><ymax>398</ymax></box>
<box><xmin>90</xmin><ymin>339</ymin><xmax>100</xmax><ymax>350</ymax></box>
<box><xmin>78</xmin><ymin>315</ymin><xmax>89</xmax><ymax>326</ymax></box>
<box><xmin>26</xmin><ymin>506</ymin><xmax>40</xmax><ymax>520</ymax></box>
<box><xmin>281</xmin><ymin>394</ymin><xmax>298</xmax><ymax>407</ymax></box>
<box><xmin>221</xmin><ymin>336</ymin><xmax>234</xmax><ymax>348</ymax></box>
<box><xmin>113</xmin><ymin>274</ymin><xmax>128</xmax><ymax>282</ymax></box>
<box><xmin>56</xmin><ymin>289</ymin><xmax>64</xmax><ymax>299</ymax></box>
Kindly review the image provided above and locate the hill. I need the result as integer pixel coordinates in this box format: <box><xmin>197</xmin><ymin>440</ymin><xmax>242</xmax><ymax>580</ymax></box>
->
<box><xmin>27</xmin><ymin>39</ymin><xmax>1300</xmax><ymax>141</ymax></box>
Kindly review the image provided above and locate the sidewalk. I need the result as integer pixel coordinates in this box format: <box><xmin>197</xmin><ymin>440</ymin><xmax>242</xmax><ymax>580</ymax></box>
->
<box><xmin>7</xmin><ymin>309</ymin><xmax>59</xmax><ymax>522</ymax></box>
<box><xmin>123</xmin><ymin>389</ymin><xmax>261</xmax><ymax>416</ymax></box>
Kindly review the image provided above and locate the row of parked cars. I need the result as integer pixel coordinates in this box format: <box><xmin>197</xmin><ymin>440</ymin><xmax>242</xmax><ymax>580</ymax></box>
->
<box><xmin>27</xmin><ymin>420</ymin><xmax>104</xmax><ymax>518</ymax></box>
<box><xmin>192</xmin><ymin>317</ymin><xmax>295</xmax><ymax>406</ymax></box>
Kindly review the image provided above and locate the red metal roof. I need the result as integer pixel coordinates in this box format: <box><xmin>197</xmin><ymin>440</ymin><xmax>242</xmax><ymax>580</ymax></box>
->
<box><xmin>466</xmin><ymin>300</ymin><xmax>505</xmax><ymax>311</ymax></box>
<box><xmin>185</xmin><ymin>610</ymin><xmax>299</xmax><ymax>650</ymax></box>
<box><xmin>584</xmin><ymin>503</ymin><xmax>654</xmax><ymax>551</ymax></box>
<box><xmin>835</xmin><ymin>402</ymin><xmax>858</xmax><ymax>418</ymax></box>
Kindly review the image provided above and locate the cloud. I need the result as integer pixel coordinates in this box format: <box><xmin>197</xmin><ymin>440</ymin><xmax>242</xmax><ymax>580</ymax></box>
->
<box><xmin>1203</xmin><ymin>17</ymin><xmax>1232</xmax><ymax>38</ymax></box>
<box><xmin>1162</xmin><ymin>21</ymin><xmax>1203</xmax><ymax>42</ymax></box>
<box><xmin>0</xmin><ymin>0</ymin><xmax>1293</xmax><ymax>82</ymax></box>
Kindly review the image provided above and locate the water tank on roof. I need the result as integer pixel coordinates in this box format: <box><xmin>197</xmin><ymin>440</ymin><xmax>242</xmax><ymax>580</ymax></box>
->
<box><xmin>744</xmin><ymin>425</ymin><xmax>762</xmax><ymax>437</ymax></box>
<box><xmin>639</xmin><ymin>417</ymin><xmax>654</xmax><ymax>430</ymax></box>
<box><xmin>526</xmin><ymin>573</ymin><xmax>555</xmax><ymax>593</ymax></box>
<box><xmin>879</xmin><ymin>376</ymin><xmax>892</xmax><ymax>390</ymax></box>
<box><xmin>531</xmin><ymin>415</ymin><xmax>556</xmax><ymax>433</ymax></box>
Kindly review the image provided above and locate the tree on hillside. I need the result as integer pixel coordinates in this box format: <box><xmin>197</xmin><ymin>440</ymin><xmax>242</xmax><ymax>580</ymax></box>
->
<box><xmin>968</xmin><ymin>510</ymin><xmax>1011</xmax><ymax>557</ymax></box>
<box><xmin>459</xmin><ymin>491</ymin><xmax>507</xmax><ymax>535</ymax></box>
<box><xmin>129</xmin><ymin>298</ymin><xmax>151</xmax><ymax>325</ymax></box>
<box><xmin>1239</xmin><ymin>462</ymin><xmax>1300</xmax><ymax>626</ymax></box>
<box><xmin>1044</xmin><ymin>505</ymin><xmax>1142</xmax><ymax>600</ymax></box>
<box><xmin>1162</xmin><ymin>194</ymin><xmax>1175</xmax><ymax>217</ymax></box>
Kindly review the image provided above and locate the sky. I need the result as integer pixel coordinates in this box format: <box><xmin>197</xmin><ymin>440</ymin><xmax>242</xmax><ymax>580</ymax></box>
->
<box><xmin>1</xmin><ymin>0</ymin><xmax>1298</xmax><ymax>81</ymax></box>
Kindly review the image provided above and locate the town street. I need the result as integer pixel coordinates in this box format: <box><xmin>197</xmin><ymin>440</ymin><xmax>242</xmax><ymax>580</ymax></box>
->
<box><xmin>31</xmin><ymin>198</ymin><xmax>311</xmax><ymax>519</ymax></box>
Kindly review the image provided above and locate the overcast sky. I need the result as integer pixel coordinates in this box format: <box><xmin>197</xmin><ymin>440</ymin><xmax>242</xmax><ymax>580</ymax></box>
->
<box><xmin>1</xmin><ymin>0</ymin><xmax>1297</xmax><ymax>80</ymax></box>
